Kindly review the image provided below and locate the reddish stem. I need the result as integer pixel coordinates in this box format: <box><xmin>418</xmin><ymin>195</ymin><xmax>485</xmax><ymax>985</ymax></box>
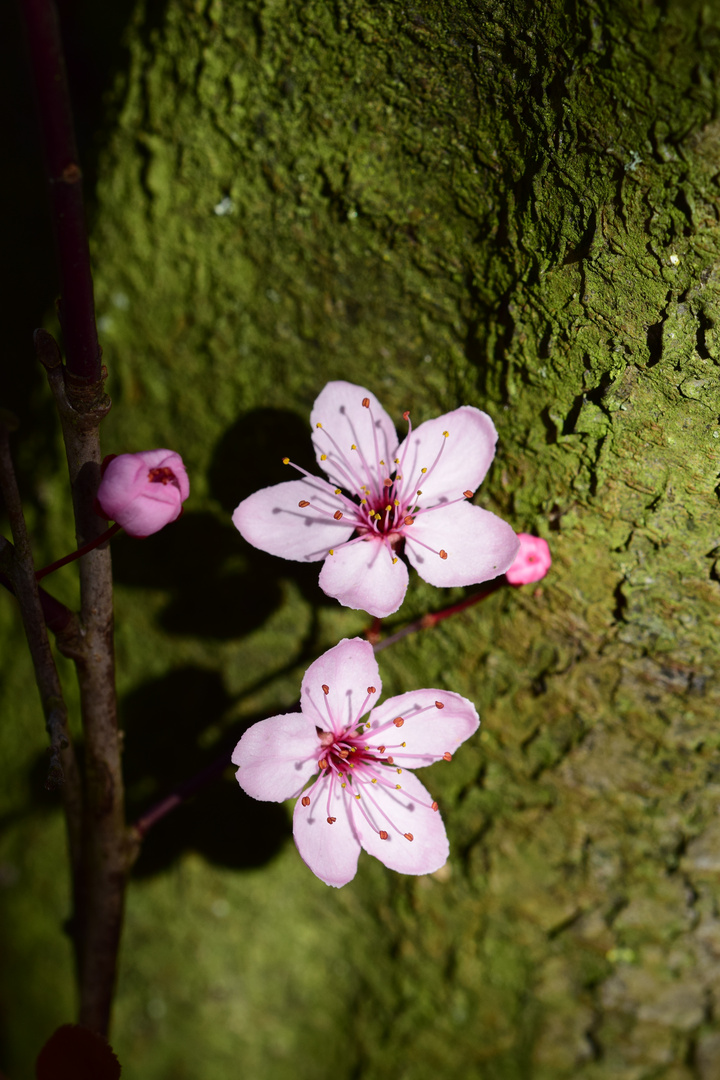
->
<box><xmin>20</xmin><ymin>0</ymin><xmax>101</xmax><ymax>383</ymax></box>
<box><xmin>36</xmin><ymin>522</ymin><xmax>122</xmax><ymax>581</ymax></box>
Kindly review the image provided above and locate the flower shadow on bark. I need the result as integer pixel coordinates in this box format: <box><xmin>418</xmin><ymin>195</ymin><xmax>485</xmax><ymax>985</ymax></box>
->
<box><xmin>111</xmin><ymin>508</ymin><xmax>341</xmax><ymax>639</ymax></box>
<box><xmin>119</xmin><ymin>667</ymin><xmax>291</xmax><ymax>877</ymax></box>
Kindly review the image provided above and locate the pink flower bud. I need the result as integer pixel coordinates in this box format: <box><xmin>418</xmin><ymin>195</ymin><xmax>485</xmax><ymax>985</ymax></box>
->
<box><xmin>96</xmin><ymin>450</ymin><xmax>189</xmax><ymax>537</ymax></box>
<box><xmin>505</xmin><ymin>533</ymin><xmax>551</xmax><ymax>586</ymax></box>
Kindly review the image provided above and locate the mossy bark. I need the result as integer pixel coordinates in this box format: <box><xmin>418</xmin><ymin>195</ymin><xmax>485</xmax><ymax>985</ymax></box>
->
<box><xmin>4</xmin><ymin>0</ymin><xmax>720</xmax><ymax>1076</ymax></box>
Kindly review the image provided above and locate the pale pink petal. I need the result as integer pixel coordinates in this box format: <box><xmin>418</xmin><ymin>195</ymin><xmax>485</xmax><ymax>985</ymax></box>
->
<box><xmin>366</xmin><ymin>689</ymin><xmax>479</xmax><ymax>768</ymax></box>
<box><xmin>396</xmin><ymin>407</ymin><xmax>498</xmax><ymax>505</ymax></box>
<box><xmin>405</xmin><ymin>501</ymin><xmax>519</xmax><ymax>587</ymax></box>
<box><xmin>300</xmin><ymin>637</ymin><xmax>381</xmax><ymax>734</ymax></box>
<box><xmin>232</xmin><ymin>712</ymin><xmax>319</xmax><ymax>801</ymax></box>
<box><xmin>505</xmin><ymin>533</ymin><xmax>552</xmax><ymax>585</ymax></box>
<box><xmin>310</xmin><ymin>381</ymin><xmax>399</xmax><ymax>491</ymax></box>
<box><xmin>318</xmin><ymin>537</ymin><xmax>409</xmax><ymax>617</ymax></box>
<box><xmin>293</xmin><ymin>774</ymin><xmax>362</xmax><ymax>887</ymax></box>
<box><xmin>233</xmin><ymin>479</ymin><xmax>354</xmax><ymax>561</ymax></box>
<box><xmin>350</xmin><ymin>770</ymin><xmax>449</xmax><ymax>876</ymax></box>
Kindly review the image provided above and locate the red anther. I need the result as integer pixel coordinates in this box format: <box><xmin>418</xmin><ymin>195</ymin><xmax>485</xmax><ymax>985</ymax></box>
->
<box><xmin>403</xmin><ymin>411</ymin><xmax>410</xmax><ymax>421</ymax></box>
<box><xmin>301</xmin><ymin>796</ymin><xmax>311</xmax><ymax>807</ymax></box>
<box><xmin>367</xmin><ymin>686</ymin><xmax>376</xmax><ymax>694</ymax></box>
<box><xmin>435</xmin><ymin>701</ymin><xmax>444</xmax><ymax>709</ymax></box>
<box><xmin>379</xmin><ymin>830</ymin><xmax>389</xmax><ymax>840</ymax></box>
<box><xmin>322</xmin><ymin>684</ymin><xmax>330</xmax><ymax>695</ymax></box>
<box><xmin>439</xmin><ymin>549</ymin><xmax>448</xmax><ymax>560</ymax></box>
<box><xmin>393</xmin><ymin>717</ymin><xmax>404</xmax><ymax>728</ymax></box>
<box><xmin>333</xmin><ymin>510</ymin><xmax>343</xmax><ymax>520</ymax></box>
<box><xmin>403</xmin><ymin>516</ymin><xmax>415</xmax><ymax>526</ymax></box>
<box><xmin>339</xmin><ymin>749</ymin><xmax>349</xmax><ymax>759</ymax></box>
<box><xmin>431</xmin><ymin>801</ymin><xmax>439</xmax><ymax>812</ymax></box>
<box><xmin>404</xmin><ymin>833</ymin><xmax>414</xmax><ymax>841</ymax></box>
<box><xmin>298</xmin><ymin>500</ymin><xmax>310</xmax><ymax>507</ymax></box>
<box><xmin>318</xmin><ymin>758</ymin><xmax>328</xmax><ymax>770</ymax></box>
<box><xmin>148</xmin><ymin>466</ymin><xmax>176</xmax><ymax>485</ymax></box>
<box><xmin>463</xmin><ymin>490</ymin><xmax>473</xmax><ymax>498</ymax></box>
<box><xmin>377</xmin><ymin>745</ymin><xmax>386</xmax><ymax>754</ymax></box>
<box><xmin>443</xmin><ymin>752</ymin><xmax>452</xmax><ymax>762</ymax></box>
<box><xmin>362</xmin><ymin>397</ymin><xmax>370</xmax><ymax>408</ymax></box>
<box><xmin>327</xmin><ymin>817</ymin><xmax>337</xmax><ymax>824</ymax></box>
<box><xmin>383</xmin><ymin>478</ymin><xmax>393</xmax><ymax>488</ymax></box>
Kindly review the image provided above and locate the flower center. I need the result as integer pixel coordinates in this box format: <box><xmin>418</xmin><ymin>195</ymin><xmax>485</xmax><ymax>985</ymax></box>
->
<box><xmin>283</xmin><ymin>397</ymin><xmax>474</xmax><ymax>564</ymax></box>
<box><xmin>298</xmin><ymin>683</ymin><xmax>447</xmax><ymax>841</ymax></box>
<box><xmin>148</xmin><ymin>467</ymin><xmax>177</xmax><ymax>485</ymax></box>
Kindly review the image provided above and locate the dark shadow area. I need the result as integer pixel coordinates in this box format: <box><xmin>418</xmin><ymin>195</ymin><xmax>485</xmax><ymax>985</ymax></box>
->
<box><xmin>208</xmin><ymin>407</ymin><xmax>318</xmax><ymax>514</ymax></box>
<box><xmin>120</xmin><ymin>666</ymin><xmax>292</xmax><ymax>876</ymax></box>
<box><xmin>111</xmin><ymin>508</ymin><xmax>332</xmax><ymax>638</ymax></box>
<box><xmin>1</xmin><ymin>0</ymin><xmax>169</xmax><ymax>436</ymax></box>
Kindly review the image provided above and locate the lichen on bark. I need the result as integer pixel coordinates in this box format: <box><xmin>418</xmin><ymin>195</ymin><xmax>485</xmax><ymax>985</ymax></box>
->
<box><xmin>4</xmin><ymin>0</ymin><xmax>720</xmax><ymax>1076</ymax></box>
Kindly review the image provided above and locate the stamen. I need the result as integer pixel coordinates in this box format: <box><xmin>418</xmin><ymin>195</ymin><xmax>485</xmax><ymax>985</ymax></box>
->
<box><xmin>322</xmin><ymin>684</ymin><xmax>330</xmax><ymax>695</ymax></box>
<box><xmin>298</xmin><ymin>500</ymin><xmax>309</xmax><ymax>507</ymax></box>
<box><xmin>301</xmin><ymin>796</ymin><xmax>310</xmax><ymax>806</ymax></box>
<box><xmin>439</xmin><ymin>550</ymin><xmax>448</xmax><ymax>560</ymax></box>
<box><xmin>443</xmin><ymin>752</ymin><xmax>452</xmax><ymax>762</ymax></box>
<box><xmin>464</xmin><ymin>490</ymin><xmax>473</xmax><ymax>498</ymax></box>
<box><xmin>393</xmin><ymin>717</ymin><xmax>404</xmax><ymax>728</ymax></box>
<box><xmin>435</xmin><ymin>701</ymin><xmax>444</xmax><ymax>709</ymax></box>
<box><xmin>327</xmin><ymin>817</ymin><xmax>336</xmax><ymax>824</ymax></box>
<box><xmin>333</xmin><ymin>510</ymin><xmax>343</xmax><ymax>520</ymax></box>
<box><xmin>431</xmin><ymin>802</ymin><xmax>439</xmax><ymax>812</ymax></box>
<box><xmin>404</xmin><ymin>833</ymin><xmax>414</xmax><ymax>841</ymax></box>
<box><xmin>379</xmin><ymin>830</ymin><xmax>389</xmax><ymax>840</ymax></box>
<box><xmin>362</xmin><ymin>398</ymin><xmax>370</xmax><ymax>408</ymax></box>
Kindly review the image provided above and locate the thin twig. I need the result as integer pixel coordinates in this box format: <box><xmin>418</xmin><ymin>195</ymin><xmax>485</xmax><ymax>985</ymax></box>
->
<box><xmin>36</xmin><ymin>522</ymin><xmax>122</xmax><ymax>581</ymax></box>
<box><xmin>373</xmin><ymin>581</ymin><xmax>502</xmax><ymax>653</ymax></box>
<box><xmin>0</xmin><ymin>421</ymin><xmax>83</xmax><ymax>849</ymax></box>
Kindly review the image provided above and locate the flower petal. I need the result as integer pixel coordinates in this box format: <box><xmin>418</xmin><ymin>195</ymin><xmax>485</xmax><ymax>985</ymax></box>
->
<box><xmin>233</xmin><ymin>479</ymin><xmax>354</xmax><ymax>561</ymax></box>
<box><xmin>351</xmin><ymin>770</ymin><xmax>449</xmax><ymax>876</ymax></box>
<box><xmin>318</xmin><ymin>537</ymin><xmax>409</xmax><ymax>617</ymax></box>
<box><xmin>232</xmin><ymin>712</ymin><xmax>319</xmax><ymax>801</ymax></box>
<box><xmin>405</xmin><ymin>501</ymin><xmax>519</xmax><ymax>587</ymax></box>
<box><xmin>300</xmin><ymin>637</ymin><xmax>381</xmax><ymax>735</ymax></box>
<box><xmin>310</xmin><ymin>381</ymin><xmax>399</xmax><ymax>491</ymax></box>
<box><xmin>366</xmin><ymin>689</ymin><xmax>479</xmax><ymax>768</ymax></box>
<box><xmin>505</xmin><ymin>533</ymin><xmax>552</xmax><ymax>585</ymax></box>
<box><xmin>293</xmin><ymin>774</ymin><xmax>362</xmax><ymax>887</ymax></box>
<box><xmin>397</xmin><ymin>406</ymin><xmax>498</xmax><ymax>505</ymax></box>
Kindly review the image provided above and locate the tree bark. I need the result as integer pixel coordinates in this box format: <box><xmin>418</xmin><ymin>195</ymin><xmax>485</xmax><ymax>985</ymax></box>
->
<box><xmin>16</xmin><ymin>0</ymin><xmax>720</xmax><ymax>1075</ymax></box>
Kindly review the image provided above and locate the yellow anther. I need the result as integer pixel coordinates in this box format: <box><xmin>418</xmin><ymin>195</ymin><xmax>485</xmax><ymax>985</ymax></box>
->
<box><xmin>341</xmin><ymin>782</ymin><xmax>346</xmax><ymax>788</ymax></box>
<box><xmin>365</xmin><ymin>723</ymin><xmax>371</xmax><ymax>729</ymax></box>
<box><xmin>394</xmin><ymin>499</ymin><xmax>400</xmax><ymax>506</ymax></box>
<box><xmin>421</xmin><ymin>467</ymin><xmax>427</xmax><ymax>474</ymax></box>
<box><xmin>443</xmin><ymin>430</ymin><xmax>449</xmax><ymax>438</ymax></box>
<box><xmin>417</xmin><ymin>489</ymin><xmax>422</xmax><ymax>495</ymax></box>
<box><xmin>316</xmin><ymin>423</ymin><xmax>323</xmax><ymax>428</ymax></box>
<box><xmin>320</xmin><ymin>453</ymin><xmax>327</xmax><ymax>460</ymax></box>
<box><xmin>380</xmin><ymin>459</ymin><xmax>385</xmax><ymax>465</ymax></box>
<box><xmin>395</xmin><ymin>784</ymin><xmax>402</xmax><ymax>790</ymax></box>
<box><xmin>396</xmin><ymin>768</ymin><xmax>402</xmax><ymax>774</ymax></box>
<box><xmin>401</xmin><ymin>741</ymin><xmax>406</xmax><ymax>747</ymax></box>
<box><xmin>371</xmin><ymin>778</ymin><xmax>377</xmax><ymax>783</ymax></box>
<box><xmin>328</xmin><ymin>548</ymin><xmax>334</xmax><ymax>555</ymax></box>
<box><xmin>355</xmin><ymin>794</ymin><xmax>361</xmax><ymax>800</ymax></box>
<box><xmin>282</xmin><ymin>457</ymin><xmax>290</xmax><ymax>464</ymax></box>
<box><xmin>392</xmin><ymin>557</ymin><xmax>398</xmax><ymax>564</ymax></box>
<box><xmin>351</xmin><ymin>444</ymin><xmax>357</xmax><ymax>450</ymax></box>
<box><xmin>385</xmin><ymin>504</ymin><xmax>392</xmax><ymax>512</ymax></box>
<box><xmin>394</xmin><ymin>457</ymin><xmax>400</xmax><ymax>464</ymax></box>
<box><xmin>335</xmin><ymin>488</ymin><xmax>342</xmax><ymax>494</ymax></box>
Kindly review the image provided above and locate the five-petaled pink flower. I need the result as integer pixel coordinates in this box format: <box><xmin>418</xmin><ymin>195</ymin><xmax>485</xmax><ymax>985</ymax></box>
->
<box><xmin>505</xmin><ymin>533</ymin><xmax>552</xmax><ymax>586</ymax></box>
<box><xmin>97</xmin><ymin>450</ymin><xmax>189</xmax><ymax>538</ymax></box>
<box><xmin>232</xmin><ymin>381</ymin><xmax>519</xmax><ymax>617</ymax></box>
<box><xmin>232</xmin><ymin>637</ymin><xmax>479</xmax><ymax>887</ymax></box>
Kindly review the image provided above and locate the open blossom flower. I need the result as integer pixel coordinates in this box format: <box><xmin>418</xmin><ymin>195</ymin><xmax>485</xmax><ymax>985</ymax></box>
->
<box><xmin>97</xmin><ymin>450</ymin><xmax>189</xmax><ymax>538</ymax></box>
<box><xmin>232</xmin><ymin>637</ymin><xmax>479</xmax><ymax>887</ymax></box>
<box><xmin>233</xmin><ymin>381</ymin><xmax>519</xmax><ymax>617</ymax></box>
<box><xmin>505</xmin><ymin>533</ymin><xmax>552</xmax><ymax>586</ymax></box>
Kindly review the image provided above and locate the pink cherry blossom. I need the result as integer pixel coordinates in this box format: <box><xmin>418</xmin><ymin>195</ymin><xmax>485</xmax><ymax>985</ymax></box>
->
<box><xmin>505</xmin><ymin>533</ymin><xmax>552</xmax><ymax>585</ymax></box>
<box><xmin>232</xmin><ymin>381</ymin><xmax>519</xmax><ymax>617</ymax></box>
<box><xmin>96</xmin><ymin>450</ymin><xmax>189</xmax><ymax>538</ymax></box>
<box><xmin>232</xmin><ymin>637</ymin><xmax>479</xmax><ymax>887</ymax></box>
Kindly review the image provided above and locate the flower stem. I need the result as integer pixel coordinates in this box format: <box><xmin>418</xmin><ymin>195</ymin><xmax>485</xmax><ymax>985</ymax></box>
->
<box><xmin>35</xmin><ymin>522</ymin><xmax>122</xmax><ymax>581</ymax></box>
<box><xmin>372</xmin><ymin>581</ymin><xmax>502</xmax><ymax>654</ymax></box>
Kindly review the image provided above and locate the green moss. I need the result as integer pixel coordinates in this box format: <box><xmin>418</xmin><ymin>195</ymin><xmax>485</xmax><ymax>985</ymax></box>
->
<box><xmin>4</xmin><ymin>0</ymin><xmax>720</xmax><ymax>1076</ymax></box>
